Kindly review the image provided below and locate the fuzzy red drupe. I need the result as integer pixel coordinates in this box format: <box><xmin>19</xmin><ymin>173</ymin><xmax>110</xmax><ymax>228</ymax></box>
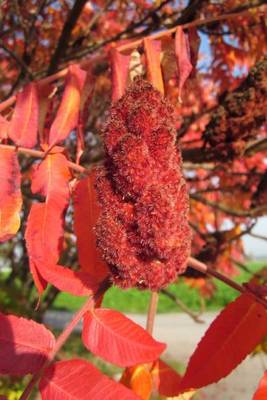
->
<box><xmin>95</xmin><ymin>78</ymin><xmax>191</xmax><ymax>290</ymax></box>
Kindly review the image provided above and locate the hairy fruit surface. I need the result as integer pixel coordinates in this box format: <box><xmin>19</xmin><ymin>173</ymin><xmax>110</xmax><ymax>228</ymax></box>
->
<box><xmin>95</xmin><ymin>78</ymin><xmax>191</xmax><ymax>290</ymax></box>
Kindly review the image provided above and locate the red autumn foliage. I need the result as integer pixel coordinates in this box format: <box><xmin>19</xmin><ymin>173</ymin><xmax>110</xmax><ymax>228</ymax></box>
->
<box><xmin>0</xmin><ymin>1</ymin><xmax>266</xmax><ymax>398</ymax></box>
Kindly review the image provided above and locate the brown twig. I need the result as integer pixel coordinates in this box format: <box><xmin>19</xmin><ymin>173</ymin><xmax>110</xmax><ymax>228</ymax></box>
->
<box><xmin>19</xmin><ymin>278</ymin><xmax>111</xmax><ymax>400</ymax></box>
<box><xmin>0</xmin><ymin>144</ymin><xmax>89</xmax><ymax>174</ymax></box>
<box><xmin>160</xmin><ymin>288</ymin><xmax>204</xmax><ymax>323</ymax></box>
<box><xmin>146</xmin><ymin>291</ymin><xmax>159</xmax><ymax>335</ymax></box>
<box><xmin>47</xmin><ymin>0</ymin><xmax>88</xmax><ymax>74</ymax></box>
<box><xmin>190</xmin><ymin>193</ymin><xmax>267</xmax><ymax>217</ymax></box>
<box><xmin>117</xmin><ymin>8</ymin><xmax>265</xmax><ymax>53</ymax></box>
<box><xmin>187</xmin><ymin>256</ymin><xmax>267</xmax><ymax>309</ymax></box>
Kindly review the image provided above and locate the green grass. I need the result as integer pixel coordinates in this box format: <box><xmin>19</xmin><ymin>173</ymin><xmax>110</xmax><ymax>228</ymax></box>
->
<box><xmin>53</xmin><ymin>260</ymin><xmax>266</xmax><ymax>313</ymax></box>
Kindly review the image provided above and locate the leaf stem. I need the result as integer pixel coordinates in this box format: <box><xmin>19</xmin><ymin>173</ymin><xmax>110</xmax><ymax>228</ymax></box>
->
<box><xmin>19</xmin><ymin>278</ymin><xmax>111</xmax><ymax>400</ymax></box>
<box><xmin>146</xmin><ymin>291</ymin><xmax>159</xmax><ymax>335</ymax></box>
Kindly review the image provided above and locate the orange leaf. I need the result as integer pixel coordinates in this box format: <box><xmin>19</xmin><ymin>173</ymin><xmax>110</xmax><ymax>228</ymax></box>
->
<box><xmin>110</xmin><ymin>48</ymin><xmax>131</xmax><ymax>102</ymax></box>
<box><xmin>253</xmin><ymin>370</ymin><xmax>267</xmax><ymax>400</ymax></box>
<box><xmin>151</xmin><ymin>359</ymin><xmax>182</xmax><ymax>397</ymax></box>
<box><xmin>73</xmin><ymin>172</ymin><xmax>109</xmax><ymax>281</ymax></box>
<box><xmin>8</xmin><ymin>82</ymin><xmax>39</xmax><ymax>148</ymax></box>
<box><xmin>180</xmin><ymin>293</ymin><xmax>267</xmax><ymax>392</ymax></box>
<box><xmin>144</xmin><ymin>38</ymin><xmax>164</xmax><ymax>94</ymax></box>
<box><xmin>175</xmin><ymin>27</ymin><xmax>193</xmax><ymax>101</ymax></box>
<box><xmin>120</xmin><ymin>365</ymin><xmax>153</xmax><ymax>400</ymax></box>
<box><xmin>0</xmin><ymin>147</ymin><xmax>22</xmax><ymax>242</ymax></box>
<box><xmin>48</xmin><ymin>64</ymin><xmax>86</xmax><ymax>146</ymax></box>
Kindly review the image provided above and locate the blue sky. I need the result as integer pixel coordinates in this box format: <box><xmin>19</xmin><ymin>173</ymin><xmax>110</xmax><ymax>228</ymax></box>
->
<box><xmin>243</xmin><ymin>218</ymin><xmax>267</xmax><ymax>258</ymax></box>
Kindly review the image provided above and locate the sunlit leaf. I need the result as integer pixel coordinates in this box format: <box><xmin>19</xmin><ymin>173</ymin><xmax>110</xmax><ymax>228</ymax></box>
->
<box><xmin>110</xmin><ymin>48</ymin><xmax>131</xmax><ymax>102</ymax></box>
<box><xmin>144</xmin><ymin>37</ymin><xmax>164</xmax><ymax>93</ymax></box>
<box><xmin>180</xmin><ymin>293</ymin><xmax>267</xmax><ymax>392</ymax></box>
<box><xmin>8</xmin><ymin>82</ymin><xmax>39</xmax><ymax>148</ymax></box>
<box><xmin>48</xmin><ymin>64</ymin><xmax>86</xmax><ymax>146</ymax></box>
<box><xmin>82</xmin><ymin>308</ymin><xmax>166</xmax><ymax>367</ymax></box>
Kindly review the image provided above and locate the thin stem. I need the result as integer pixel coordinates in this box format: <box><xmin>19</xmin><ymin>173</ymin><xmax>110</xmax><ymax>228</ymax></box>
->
<box><xmin>146</xmin><ymin>291</ymin><xmax>159</xmax><ymax>335</ymax></box>
<box><xmin>187</xmin><ymin>256</ymin><xmax>267</xmax><ymax>309</ymax></box>
<box><xmin>160</xmin><ymin>288</ymin><xmax>204</xmax><ymax>323</ymax></box>
<box><xmin>19</xmin><ymin>278</ymin><xmax>111</xmax><ymax>400</ymax></box>
<box><xmin>188</xmin><ymin>257</ymin><xmax>245</xmax><ymax>293</ymax></box>
<box><xmin>0</xmin><ymin>144</ymin><xmax>89</xmax><ymax>174</ymax></box>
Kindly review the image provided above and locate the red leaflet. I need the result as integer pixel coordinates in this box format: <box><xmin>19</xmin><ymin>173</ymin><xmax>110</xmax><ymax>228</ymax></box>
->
<box><xmin>8</xmin><ymin>82</ymin><xmax>39</xmax><ymax>148</ymax></box>
<box><xmin>31</xmin><ymin>151</ymin><xmax>70</xmax><ymax>202</ymax></box>
<box><xmin>0</xmin><ymin>312</ymin><xmax>55</xmax><ymax>376</ymax></box>
<box><xmin>25</xmin><ymin>153</ymin><xmax>70</xmax><ymax>294</ymax></box>
<box><xmin>0</xmin><ymin>115</ymin><xmax>9</xmax><ymax>140</ymax></box>
<box><xmin>175</xmin><ymin>26</ymin><xmax>193</xmax><ymax>101</ymax></box>
<box><xmin>26</xmin><ymin>205</ymin><xmax>99</xmax><ymax>295</ymax></box>
<box><xmin>253</xmin><ymin>371</ymin><xmax>267</xmax><ymax>400</ymax></box>
<box><xmin>82</xmin><ymin>308</ymin><xmax>166</xmax><ymax>367</ymax></box>
<box><xmin>151</xmin><ymin>359</ymin><xmax>182</xmax><ymax>396</ymax></box>
<box><xmin>48</xmin><ymin>64</ymin><xmax>86</xmax><ymax>146</ymax></box>
<box><xmin>0</xmin><ymin>147</ymin><xmax>22</xmax><ymax>242</ymax></box>
<box><xmin>73</xmin><ymin>173</ymin><xmax>109</xmax><ymax>281</ymax></box>
<box><xmin>144</xmin><ymin>38</ymin><xmax>164</xmax><ymax>94</ymax></box>
<box><xmin>38</xmin><ymin>262</ymin><xmax>99</xmax><ymax>296</ymax></box>
<box><xmin>110</xmin><ymin>48</ymin><xmax>131</xmax><ymax>102</ymax></box>
<box><xmin>180</xmin><ymin>293</ymin><xmax>267</xmax><ymax>392</ymax></box>
<box><xmin>39</xmin><ymin>359</ymin><xmax>139</xmax><ymax>399</ymax></box>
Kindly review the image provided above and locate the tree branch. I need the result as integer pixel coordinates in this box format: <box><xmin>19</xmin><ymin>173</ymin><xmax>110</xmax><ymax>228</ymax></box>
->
<box><xmin>0</xmin><ymin>144</ymin><xmax>89</xmax><ymax>174</ymax></box>
<box><xmin>190</xmin><ymin>192</ymin><xmax>267</xmax><ymax>217</ymax></box>
<box><xmin>160</xmin><ymin>288</ymin><xmax>204</xmax><ymax>323</ymax></box>
<box><xmin>47</xmin><ymin>0</ymin><xmax>88</xmax><ymax>74</ymax></box>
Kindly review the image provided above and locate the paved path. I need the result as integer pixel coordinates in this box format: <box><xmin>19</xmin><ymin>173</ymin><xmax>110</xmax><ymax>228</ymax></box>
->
<box><xmin>44</xmin><ymin>311</ymin><xmax>266</xmax><ymax>399</ymax></box>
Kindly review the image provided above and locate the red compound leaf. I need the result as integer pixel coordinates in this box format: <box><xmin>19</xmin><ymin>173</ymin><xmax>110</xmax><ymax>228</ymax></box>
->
<box><xmin>39</xmin><ymin>359</ymin><xmax>139</xmax><ymax>399</ymax></box>
<box><xmin>0</xmin><ymin>313</ymin><xmax>55</xmax><ymax>376</ymax></box>
<box><xmin>82</xmin><ymin>308</ymin><xmax>166</xmax><ymax>367</ymax></box>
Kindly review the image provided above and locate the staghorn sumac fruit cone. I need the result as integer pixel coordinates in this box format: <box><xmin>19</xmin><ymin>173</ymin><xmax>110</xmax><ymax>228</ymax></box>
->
<box><xmin>95</xmin><ymin>78</ymin><xmax>191</xmax><ymax>290</ymax></box>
